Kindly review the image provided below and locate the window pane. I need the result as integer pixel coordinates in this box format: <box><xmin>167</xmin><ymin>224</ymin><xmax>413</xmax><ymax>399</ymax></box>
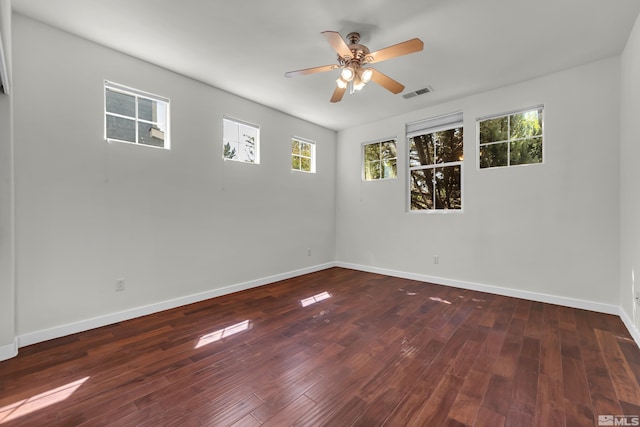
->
<box><xmin>479</xmin><ymin>116</ymin><xmax>508</xmax><ymax>144</ymax></box>
<box><xmin>409</xmin><ymin>134</ymin><xmax>434</xmax><ymax>166</ymax></box>
<box><xmin>238</xmin><ymin>140</ymin><xmax>256</xmax><ymax>163</ymax></box>
<box><xmin>510</xmin><ymin>109</ymin><xmax>542</xmax><ymax>140</ymax></box>
<box><xmin>292</xmin><ymin>155</ymin><xmax>301</xmax><ymax>170</ymax></box>
<box><xmin>301</xmin><ymin>142</ymin><xmax>312</xmax><ymax>157</ymax></box>
<box><xmin>479</xmin><ymin>142</ymin><xmax>508</xmax><ymax>169</ymax></box>
<box><xmin>435</xmin><ymin>128</ymin><xmax>463</xmax><ymax>164</ymax></box>
<box><xmin>138</xmin><ymin>97</ymin><xmax>159</xmax><ymax>122</ymax></box>
<box><xmin>510</xmin><ymin>137</ymin><xmax>542</xmax><ymax>166</ymax></box>
<box><xmin>106</xmin><ymin>89</ymin><xmax>135</xmax><ymax>117</ymax></box>
<box><xmin>106</xmin><ymin>115</ymin><xmax>135</xmax><ymax>142</ymax></box>
<box><xmin>365</xmin><ymin>161</ymin><xmax>381</xmax><ymax>180</ymax></box>
<box><xmin>138</xmin><ymin>122</ymin><xmax>165</xmax><ymax>147</ymax></box>
<box><xmin>382</xmin><ymin>159</ymin><xmax>397</xmax><ymax>179</ymax></box>
<box><xmin>410</xmin><ymin>169</ymin><xmax>434</xmax><ymax>210</ymax></box>
<box><xmin>301</xmin><ymin>157</ymin><xmax>311</xmax><ymax>172</ymax></box>
<box><xmin>364</xmin><ymin>143</ymin><xmax>380</xmax><ymax>162</ymax></box>
<box><xmin>380</xmin><ymin>141</ymin><xmax>396</xmax><ymax>160</ymax></box>
<box><xmin>292</xmin><ymin>140</ymin><xmax>300</xmax><ymax>155</ymax></box>
<box><xmin>434</xmin><ymin>166</ymin><xmax>461</xmax><ymax>209</ymax></box>
<box><xmin>224</xmin><ymin>141</ymin><xmax>237</xmax><ymax>160</ymax></box>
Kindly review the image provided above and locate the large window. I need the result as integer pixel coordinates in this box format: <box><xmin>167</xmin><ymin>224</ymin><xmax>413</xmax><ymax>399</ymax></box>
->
<box><xmin>223</xmin><ymin>117</ymin><xmax>260</xmax><ymax>164</ymax></box>
<box><xmin>478</xmin><ymin>106</ymin><xmax>543</xmax><ymax>169</ymax></box>
<box><xmin>104</xmin><ymin>81</ymin><xmax>169</xmax><ymax>149</ymax></box>
<box><xmin>408</xmin><ymin>112</ymin><xmax>463</xmax><ymax>211</ymax></box>
<box><xmin>363</xmin><ymin>139</ymin><xmax>397</xmax><ymax>180</ymax></box>
<box><xmin>291</xmin><ymin>137</ymin><xmax>316</xmax><ymax>173</ymax></box>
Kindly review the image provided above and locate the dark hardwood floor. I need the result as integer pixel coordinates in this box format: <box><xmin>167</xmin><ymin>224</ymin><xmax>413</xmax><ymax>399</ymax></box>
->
<box><xmin>1</xmin><ymin>267</ymin><xmax>639</xmax><ymax>426</ymax></box>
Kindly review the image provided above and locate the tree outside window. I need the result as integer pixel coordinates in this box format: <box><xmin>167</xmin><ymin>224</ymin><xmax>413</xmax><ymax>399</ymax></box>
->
<box><xmin>479</xmin><ymin>107</ymin><xmax>543</xmax><ymax>169</ymax></box>
<box><xmin>363</xmin><ymin>140</ymin><xmax>397</xmax><ymax>180</ymax></box>
<box><xmin>409</xmin><ymin>127</ymin><xmax>463</xmax><ymax>211</ymax></box>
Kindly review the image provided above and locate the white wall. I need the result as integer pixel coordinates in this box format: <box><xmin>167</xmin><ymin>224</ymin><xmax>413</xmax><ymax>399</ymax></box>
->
<box><xmin>336</xmin><ymin>57</ymin><xmax>621</xmax><ymax>308</ymax></box>
<box><xmin>620</xmin><ymin>12</ymin><xmax>640</xmax><ymax>335</ymax></box>
<box><xmin>12</xmin><ymin>15</ymin><xmax>336</xmax><ymax>339</ymax></box>
<box><xmin>0</xmin><ymin>0</ymin><xmax>15</xmax><ymax>360</ymax></box>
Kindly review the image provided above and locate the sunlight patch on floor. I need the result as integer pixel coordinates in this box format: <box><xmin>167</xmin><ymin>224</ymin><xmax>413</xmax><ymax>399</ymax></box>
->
<box><xmin>195</xmin><ymin>320</ymin><xmax>251</xmax><ymax>349</ymax></box>
<box><xmin>300</xmin><ymin>291</ymin><xmax>331</xmax><ymax>307</ymax></box>
<box><xmin>0</xmin><ymin>376</ymin><xmax>89</xmax><ymax>424</ymax></box>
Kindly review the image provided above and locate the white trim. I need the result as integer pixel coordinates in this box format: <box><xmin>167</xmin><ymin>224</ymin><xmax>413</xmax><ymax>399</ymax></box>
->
<box><xmin>619</xmin><ymin>307</ymin><xmax>640</xmax><ymax>348</ymax></box>
<box><xmin>0</xmin><ymin>339</ymin><xmax>17</xmax><ymax>362</ymax></box>
<box><xmin>335</xmin><ymin>261</ymin><xmax>620</xmax><ymax>315</ymax></box>
<box><xmin>17</xmin><ymin>262</ymin><xmax>337</xmax><ymax>349</ymax></box>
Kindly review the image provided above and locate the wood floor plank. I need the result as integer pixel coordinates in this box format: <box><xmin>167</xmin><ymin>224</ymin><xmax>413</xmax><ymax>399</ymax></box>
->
<box><xmin>0</xmin><ymin>267</ymin><xmax>638</xmax><ymax>426</ymax></box>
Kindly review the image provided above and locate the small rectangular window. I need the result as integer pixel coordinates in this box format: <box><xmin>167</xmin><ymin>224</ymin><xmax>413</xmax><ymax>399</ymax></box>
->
<box><xmin>291</xmin><ymin>137</ymin><xmax>316</xmax><ymax>173</ymax></box>
<box><xmin>407</xmin><ymin>112</ymin><xmax>463</xmax><ymax>211</ymax></box>
<box><xmin>104</xmin><ymin>81</ymin><xmax>169</xmax><ymax>149</ymax></box>
<box><xmin>363</xmin><ymin>139</ymin><xmax>397</xmax><ymax>180</ymax></box>
<box><xmin>223</xmin><ymin>117</ymin><xmax>260</xmax><ymax>164</ymax></box>
<box><xmin>478</xmin><ymin>106</ymin><xmax>543</xmax><ymax>169</ymax></box>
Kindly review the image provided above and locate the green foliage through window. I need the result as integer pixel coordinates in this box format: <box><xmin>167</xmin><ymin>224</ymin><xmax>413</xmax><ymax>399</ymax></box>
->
<box><xmin>363</xmin><ymin>140</ymin><xmax>397</xmax><ymax>180</ymax></box>
<box><xmin>478</xmin><ymin>107</ymin><xmax>543</xmax><ymax>169</ymax></box>
<box><xmin>292</xmin><ymin>138</ymin><xmax>315</xmax><ymax>173</ymax></box>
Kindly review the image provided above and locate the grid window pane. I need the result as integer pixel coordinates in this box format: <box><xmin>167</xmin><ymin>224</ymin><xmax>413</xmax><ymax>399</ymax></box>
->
<box><xmin>106</xmin><ymin>115</ymin><xmax>135</xmax><ymax>142</ymax></box>
<box><xmin>434</xmin><ymin>166</ymin><xmax>462</xmax><ymax>209</ymax></box>
<box><xmin>410</xmin><ymin>169</ymin><xmax>434</xmax><ymax>210</ymax></box>
<box><xmin>510</xmin><ymin>137</ymin><xmax>542</xmax><ymax>166</ymax></box>
<box><xmin>365</xmin><ymin>161</ymin><xmax>381</xmax><ymax>180</ymax></box>
<box><xmin>480</xmin><ymin>142</ymin><xmax>508</xmax><ymax>169</ymax></box>
<box><xmin>106</xmin><ymin>89</ymin><xmax>135</xmax><ymax>117</ymax></box>
<box><xmin>479</xmin><ymin>116</ymin><xmax>508</xmax><ymax>144</ymax></box>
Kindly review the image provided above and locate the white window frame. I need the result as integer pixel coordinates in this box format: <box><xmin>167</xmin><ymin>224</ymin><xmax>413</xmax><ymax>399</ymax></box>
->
<box><xmin>407</xmin><ymin>112</ymin><xmax>464</xmax><ymax>213</ymax></box>
<box><xmin>362</xmin><ymin>138</ymin><xmax>398</xmax><ymax>181</ymax></box>
<box><xmin>291</xmin><ymin>137</ymin><xmax>316</xmax><ymax>173</ymax></box>
<box><xmin>104</xmin><ymin>81</ymin><xmax>170</xmax><ymax>149</ymax></box>
<box><xmin>477</xmin><ymin>105</ymin><xmax>544</xmax><ymax>170</ymax></box>
<box><xmin>223</xmin><ymin>116</ymin><xmax>260</xmax><ymax>164</ymax></box>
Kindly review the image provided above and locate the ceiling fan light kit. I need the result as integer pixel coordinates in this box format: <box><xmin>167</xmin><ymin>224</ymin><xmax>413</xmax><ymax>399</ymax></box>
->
<box><xmin>285</xmin><ymin>31</ymin><xmax>424</xmax><ymax>103</ymax></box>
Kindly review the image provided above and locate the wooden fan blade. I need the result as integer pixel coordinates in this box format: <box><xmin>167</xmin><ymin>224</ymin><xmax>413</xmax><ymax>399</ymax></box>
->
<box><xmin>285</xmin><ymin>64</ymin><xmax>339</xmax><ymax>78</ymax></box>
<box><xmin>366</xmin><ymin>38</ymin><xmax>424</xmax><ymax>64</ymax></box>
<box><xmin>370</xmin><ymin>69</ymin><xmax>405</xmax><ymax>94</ymax></box>
<box><xmin>330</xmin><ymin>86</ymin><xmax>346</xmax><ymax>103</ymax></box>
<box><xmin>321</xmin><ymin>31</ymin><xmax>352</xmax><ymax>59</ymax></box>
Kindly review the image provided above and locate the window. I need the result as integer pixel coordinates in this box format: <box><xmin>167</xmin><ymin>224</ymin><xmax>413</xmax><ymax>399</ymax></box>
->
<box><xmin>363</xmin><ymin>139</ymin><xmax>397</xmax><ymax>180</ymax></box>
<box><xmin>407</xmin><ymin>112</ymin><xmax>463</xmax><ymax>211</ymax></box>
<box><xmin>291</xmin><ymin>137</ymin><xmax>316</xmax><ymax>173</ymax></box>
<box><xmin>104</xmin><ymin>81</ymin><xmax>169</xmax><ymax>149</ymax></box>
<box><xmin>223</xmin><ymin>117</ymin><xmax>259</xmax><ymax>164</ymax></box>
<box><xmin>478</xmin><ymin>106</ymin><xmax>543</xmax><ymax>169</ymax></box>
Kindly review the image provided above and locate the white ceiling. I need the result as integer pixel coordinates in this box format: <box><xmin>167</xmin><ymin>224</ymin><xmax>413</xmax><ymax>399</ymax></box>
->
<box><xmin>11</xmin><ymin>0</ymin><xmax>640</xmax><ymax>131</ymax></box>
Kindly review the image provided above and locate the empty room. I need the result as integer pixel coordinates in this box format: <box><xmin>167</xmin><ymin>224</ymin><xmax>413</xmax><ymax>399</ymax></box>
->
<box><xmin>1</xmin><ymin>0</ymin><xmax>640</xmax><ymax>426</ymax></box>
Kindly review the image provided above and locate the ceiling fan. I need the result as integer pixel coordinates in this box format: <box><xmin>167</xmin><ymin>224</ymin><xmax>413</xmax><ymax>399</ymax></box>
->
<box><xmin>285</xmin><ymin>31</ymin><xmax>424</xmax><ymax>103</ymax></box>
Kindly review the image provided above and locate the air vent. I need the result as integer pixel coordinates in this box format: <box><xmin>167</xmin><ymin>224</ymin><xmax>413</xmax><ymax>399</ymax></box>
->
<box><xmin>403</xmin><ymin>86</ymin><xmax>432</xmax><ymax>99</ymax></box>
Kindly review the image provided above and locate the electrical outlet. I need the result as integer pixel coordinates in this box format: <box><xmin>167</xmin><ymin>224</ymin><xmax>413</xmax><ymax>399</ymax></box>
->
<box><xmin>115</xmin><ymin>279</ymin><xmax>125</xmax><ymax>292</ymax></box>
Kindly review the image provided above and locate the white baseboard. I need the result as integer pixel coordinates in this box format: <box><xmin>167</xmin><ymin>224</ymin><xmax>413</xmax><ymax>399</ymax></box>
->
<box><xmin>619</xmin><ymin>307</ymin><xmax>640</xmax><ymax>347</ymax></box>
<box><xmin>0</xmin><ymin>339</ymin><xmax>17</xmax><ymax>361</ymax></box>
<box><xmin>336</xmin><ymin>261</ymin><xmax>620</xmax><ymax>315</ymax></box>
<box><xmin>17</xmin><ymin>262</ymin><xmax>337</xmax><ymax>349</ymax></box>
<box><xmin>11</xmin><ymin>261</ymin><xmax>639</xmax><ymax>356</ymax></box>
